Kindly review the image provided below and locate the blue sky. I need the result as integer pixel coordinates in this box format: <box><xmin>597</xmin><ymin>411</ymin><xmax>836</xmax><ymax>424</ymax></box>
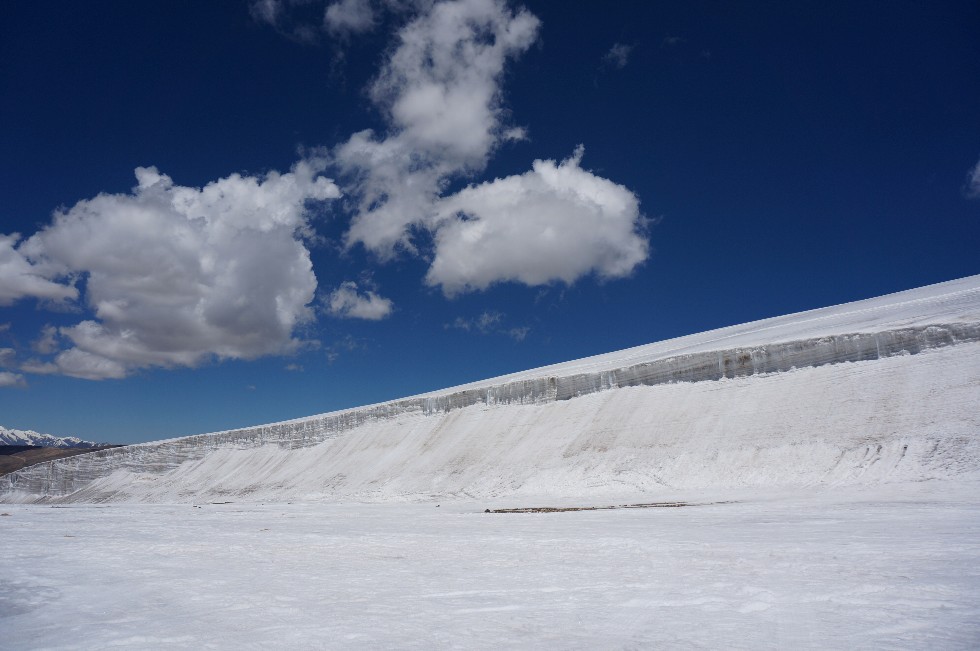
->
<box><xmin>1</xmin><ymin>0</ymin><xmax>978</xmax><ymax>443</ymax></box>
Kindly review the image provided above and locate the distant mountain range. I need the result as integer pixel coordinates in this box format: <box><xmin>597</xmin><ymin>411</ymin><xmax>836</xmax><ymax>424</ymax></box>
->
<box><xmin>0</xmin><ymin>426</ymin><xmax>102</xmax><ymax>448</ymax></box>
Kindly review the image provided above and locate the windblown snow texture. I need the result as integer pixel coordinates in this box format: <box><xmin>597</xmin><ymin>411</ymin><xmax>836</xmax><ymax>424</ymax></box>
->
<box><xmin>3</xmin><ymin>276</ymin><xmax>979</xmax><ymax>503</ymax></box>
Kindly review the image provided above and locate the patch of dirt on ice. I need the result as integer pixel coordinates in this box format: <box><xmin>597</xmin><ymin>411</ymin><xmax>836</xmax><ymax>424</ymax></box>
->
<box><xmin>485</xmin><ymin>501</ymin><xmax>735</xmax><ymax>513</ymax></box>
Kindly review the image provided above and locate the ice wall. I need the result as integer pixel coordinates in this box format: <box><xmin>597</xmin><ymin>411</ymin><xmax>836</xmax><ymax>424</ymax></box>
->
<box><xmin>3</xmin><ymin>321</ymin><xmax>978</xmax><ymax>502</ymax></box>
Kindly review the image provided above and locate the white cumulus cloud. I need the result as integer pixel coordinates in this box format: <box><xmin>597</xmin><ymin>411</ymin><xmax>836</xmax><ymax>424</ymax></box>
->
<box><xmin>257</xmin><ymin>0</ymin><xmax>650</xmax><ymax>301</ymax></box>
<box><xmin>336</xmin><ymin>0</ymin><xmax>540</xmax><ymax>256</ymax></box>
<box><xmin>6</xmin><ymin>160</ymin><xmax>339</xmax><ymax>380</ymax></box>
<box><xmin>325</xmin><ymin>281</ymin><xmax>394</xmax><ymax>320</ymax></box>
<box><xmin>426</xmin><ymin>147</ymin><xmax>648</xmax><ymax>296</ymax></box>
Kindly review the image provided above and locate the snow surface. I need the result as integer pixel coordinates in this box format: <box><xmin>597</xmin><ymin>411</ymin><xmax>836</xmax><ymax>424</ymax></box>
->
<box><xmin>2</xmin><ymin>276</ymin><xmax>979</xmax><ymax>648</ymax></box>
<box><xmin>1</xmin><ymin>484</ymin><xmax>979</xmax><ymax>649</ymax></box>
<box><xmin>0</xmin><ymin>426</ymin><xmax>99</xmax><ymax>449</ymax></box>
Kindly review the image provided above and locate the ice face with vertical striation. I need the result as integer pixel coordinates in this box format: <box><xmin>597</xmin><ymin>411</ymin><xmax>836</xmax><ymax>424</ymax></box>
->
<box><xmin>3</xmin><ymin>275</ymin><xmax>980</xmax><ymax>503</ymax></box>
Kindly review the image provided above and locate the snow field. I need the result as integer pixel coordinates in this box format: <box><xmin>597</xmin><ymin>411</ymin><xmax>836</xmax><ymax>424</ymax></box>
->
<box><xmin>2</xmin><ymin>484</ymin><xmax>979</xmax><ymax>649</ymax></box>
<box><xmin>1</xmin><ymin>277</ymin><xmax>979</xmax><ymax>648</ymax></box>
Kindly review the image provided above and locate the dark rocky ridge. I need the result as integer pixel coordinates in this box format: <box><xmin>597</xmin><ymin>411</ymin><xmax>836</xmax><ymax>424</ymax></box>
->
<box><xmin>0</xmin><ymin>446</ymin><xmax>124</xmax><ymax>478</ymax></box>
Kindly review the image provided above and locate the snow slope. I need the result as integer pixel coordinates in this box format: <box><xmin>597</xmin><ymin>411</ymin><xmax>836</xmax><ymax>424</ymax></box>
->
<box><xmin>0</xmin><ymin>426</ymin><xmax>100</xmax><ymax>449</ymax></box>
<box><xmin>3</xmin><ymin>275</ymin><xmax>979</xmax><ymax>503</ymax></box>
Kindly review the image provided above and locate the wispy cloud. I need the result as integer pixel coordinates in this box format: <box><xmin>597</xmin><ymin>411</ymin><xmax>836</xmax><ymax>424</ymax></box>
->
<box><xmin>325</xmin><ymin>333</ymin><xmax>367</xmax><ymax>363</ymax></box>
<box><xmin>0</xmin><ymin>371</ymin><xmax>27</xmax><ymax>388</ymax></box>
<box><xmin>0</xmin><ymin>347</ymin><xmax>15</xmax><ymax>367</ymax></box>
<box><xmin>250</xmin><ymin>0</ymin><xmax>383</xmax><ymax>42</ymax></box>
<box><xmin>0</xmin><ymin>234</ymin><xmax>78</xmax><ymax>306</ymax></box>
<box><xmin>325</xmin><ymin>0</ymin><xmax>377</xmax><ymax>36</ymax></box>
<box><xmin>447</xmin><ymin>310</ymin><xmax>503</xmax><ymax>333</ymax></box>
<box><xmin>446</xmin><ymin>310</ymin><xmax>530</xmax><ymax>341</ymax></box>
<box><xmin>32</xmin><ymin>325</ymin><xmax>60</xmax><ymax>355</ymax></box>
<box><xmin>602</xmin><ymin>42</ymin><xmax>633</xmax><ymax>69</ymax></box>
<box><xmin>249</xmin><ymin>0</ymin><xmax>324</xmax><ymax>43</ymax></box>
<box><xmin>965</xmin><ymin>157</ymin><xmax>980</xmax><ymax>199</ymax></box>
<box><xmin>507</xmin><ymin>326</ymin><xmax>529</xmax><ymax>342</ymax></box>
<box><xmin>324</xmin><ymin>281</ymin><xmax>394</xmax><ymax>320</ymax></box>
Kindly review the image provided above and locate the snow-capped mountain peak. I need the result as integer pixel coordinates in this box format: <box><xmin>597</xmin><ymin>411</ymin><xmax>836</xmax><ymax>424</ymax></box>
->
<box><xmin>0</xmin><ymin>426</ymin><xmax>101</xmax><ymax>448</ymax></box>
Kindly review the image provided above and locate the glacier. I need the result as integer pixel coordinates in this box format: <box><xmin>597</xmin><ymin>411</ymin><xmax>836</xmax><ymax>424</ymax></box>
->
<box><xmin>3</xmin><ymin>276</ymin><xmax>980</xmax><ymax>650</ymax></box>
<box><xmin>2</xmin><ymin>274</ymin><xmax>979</xmax><ymax>503</ymax></box>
